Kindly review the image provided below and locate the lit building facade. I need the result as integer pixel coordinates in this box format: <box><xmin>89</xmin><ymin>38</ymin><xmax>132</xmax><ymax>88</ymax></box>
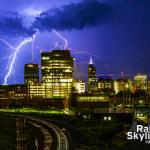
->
<box><xmin>28</xmin><ymin>84</ymin><xmax>45</xmax><ymax>99</ymax></box>
<box><xmin>114</xmin><ymin>78</ymin><xmax>133</xmax><ymax>94</ymax></box>
<box><xmin>134</xmin><ymin>74</ymin><xmax>147</xmax><ymax>90</ymax></box>
<box><xmin>41</xmin><ymin>50</ymin><xmax>74</xmax><ymax>99</ymax></box>
<box><xmin>0</xmin><ymin>84</ymin><xmax>28</xmax><ymax>99</ymax></box>
<box><xmin>76</xmin><ymin>94</ymin><xmax>109</xmax><ymax>111</ymax></box>
<box><xmin>88</xmin><ymin>57</ymin><xmax>97</xmax><ymax>93</ymax></box>
<box><xmin>88</xmin><ymin>77</ymin><xmax>99</xmax><ymax>93</ymax></box>
<box><xmin>98</xmin><ymin>76</ymin><xmax>114</xmax><ymax>95</ymax></box>
<box><xmin>88</xmin><ymin>57</ymin><xmax>96</xmax><ymax>78</ymax></box>
<box><xmin>74</xmin><ymin>80</ymin><xmax>85</xmax><ymax>93</ymax></box>
<box><xmin>88</xmin><ymin>76</ymin><xmax>114</xmax><ymax>95</ymax></box>
<box><xmin>24</xmin><ymin>63</ymin><xmax>39</xmax><ymax>85</ymax></box>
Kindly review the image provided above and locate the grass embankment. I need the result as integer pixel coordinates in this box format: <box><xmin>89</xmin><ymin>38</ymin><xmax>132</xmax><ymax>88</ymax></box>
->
<box><xmin>0</xmin><ymin>116</ymin><xmax>16</xmax><ymax>150</ymax></box>
<box><xmin>0</xmin><ymin>108</ymin><xmax>64</xmax><ymax>115</ymax></box>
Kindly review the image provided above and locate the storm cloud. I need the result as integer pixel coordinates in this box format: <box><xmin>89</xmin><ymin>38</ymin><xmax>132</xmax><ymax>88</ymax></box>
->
<box><xmin>33</xmin><ymin>0</ymin><xmax>115</xmax><ymax>31</ymax></box>
<box><xmin>0</xmin><ymin>12</ymin><xmax>35</xmax><ymax>37</ymax></box>
<box><xmin>0</xmin><ymin>0</ymin><xmax>115</xmax><ymax>37</ymax></box>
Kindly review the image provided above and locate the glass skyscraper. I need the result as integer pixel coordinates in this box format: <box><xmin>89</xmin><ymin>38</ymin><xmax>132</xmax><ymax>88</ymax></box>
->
<box><xmin>41</xmin><ymin>50</ymin><xmax>74</xmax><ymax>99</ymax></box>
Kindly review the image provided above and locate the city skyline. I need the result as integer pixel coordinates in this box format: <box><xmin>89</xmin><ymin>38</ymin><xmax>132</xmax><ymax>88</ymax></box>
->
<box><xmin>0</xmin><ymin>0</ymin><xmax>150</xmax><ymax>84</ymax></box>
<box><xmin>0</xmin><ymin>1</ymin><xmax>150</xmax><ymax>149</ymax></box>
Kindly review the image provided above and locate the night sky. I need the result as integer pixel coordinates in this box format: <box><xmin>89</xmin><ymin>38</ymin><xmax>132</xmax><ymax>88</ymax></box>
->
<box><xmin>0</xmin><ymin>0</ymin><xmax>150</xmax><ymax>84</ymax></box>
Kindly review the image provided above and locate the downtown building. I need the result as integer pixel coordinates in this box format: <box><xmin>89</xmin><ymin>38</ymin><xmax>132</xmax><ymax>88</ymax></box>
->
<box><xmin>41</xmin><ymin>50</ymin><xmax>74</xmax><ymax>99</ymax></box>
<box><xmin>24</xmin><ymin>63</ymin><xmax>39</xmax><ymax>85</ymax></box>
<box><xmin>24</xmin><ymin>63</ymin><xmax>42</xmax><ymax>98</ymax></box>
<box><xmin>88</xmin><ymin>57</ymin><xmax>97</xmax><ymax>93</ymax></box>
<box><xmin>134</xmin><ymin>74</ymin><xmax>147</xmax><ymax>91</ymax></box>
<box><xmin>88</xmin><ymin>57</ymin><xmax>114</xmax><ymax>95</ymax></box>
<box><xmin>113</xmin><ymin>78</ymin><xmax>133</xmax><ymax>94</ymax></box>
<box><xmin>73</xmin><ymin>80</ymin><xmax>86</xmax><ymax>94</ymax></box>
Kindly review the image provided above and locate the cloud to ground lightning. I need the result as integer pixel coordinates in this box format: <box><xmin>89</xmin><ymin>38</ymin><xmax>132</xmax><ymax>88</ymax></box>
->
<box><xmin>3</xmin><ymin>38</ymin><xmax>34</xmax><ymax>85</ymax></box>
<box><xmin>0</xmin><ymin>30</ymin><xmax>38</xmax><ymax>85</ymax></box>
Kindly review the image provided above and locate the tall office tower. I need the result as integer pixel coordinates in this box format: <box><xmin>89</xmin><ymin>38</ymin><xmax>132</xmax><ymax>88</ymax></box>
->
<box><xmin>134</xmin><ymin>74</ymin><xmax>147</xmax><ymax>90</ymax></box>
<box><xmin>41</xmin><ymin>50</ymin><xmax>74</xmax><ymax>99</ymax></box>
<box><xmin>88</xmin><ymin>57</ymin><xmax>97</xmax><ymax>93</ymax></box>
<box><xmin>88</xmin><ymin>57</ymin><xmax>96</xmax><ymax>78</ymax></box>
<box><xmin>24</xmin><ymin>63</ymin><xmax>39</xmax><ymax>85</ymax></box>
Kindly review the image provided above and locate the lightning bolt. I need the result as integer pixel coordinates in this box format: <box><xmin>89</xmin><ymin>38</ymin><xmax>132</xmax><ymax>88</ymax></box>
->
<box><xmin>0</xmin><ymin>39</ymin><xmax>16</xmax><ymax>50</ymax></box>
<box><xmin>31</xmin><ymin>40</ymin><xmax>34</xmax><ymax>63</ymax></box>
<box><xmin>53</xmin><ymin>41</ymin><xmax>59</xmax><ymax>48</ymax></box>
<box><xmin>71</xmin><ymin>49</ymin><xmax>122</xmax><ymax>62</ymax></box>
<box><xmin>52</xmin><ymin>41</ymin><xmax>61</xmax><ymax>50</ymax></box>
<box><xmin>51</xmin><ymin>30</ymin><xmax>116</xmax><ymax>62</ymax></box>
<box><xmin>0</xmin><ymin>40</ymin><xmax>16</xmax><ymax>78</ymax></box>
<box><xmin>3</xmin><ymin>37</ymin><xmax>33</xmax><ymax>85</ymax></box>
<box><xmin>71</xmin><ymin>49</ymin><xmax>104</xmax><ymax>61</ymax></box>
<box><xmin>31</xmin><ymin>29</ymin><xmax>39</xmax><ymax>63</ymax></box>
<box><xmin>0</xmin><ymin>55</ymin><xmax>13</xmax><ymax>63</ymax></box>
<box><xmin>0</xmin><ymin>28</ymin><xmax>124</xmax><ymax>84</ymax></box>
<box><xmin>52</xmin><ymin>29</ymin><xmax>68</xmax><ymax>49</ymax></box>
<box><xmin>51</xmin><ymin>29</ymin><xmax>109</xmax><ymax>62</ymax></box>
<box><xmin>50</xmin><ymin>30</ymin><xmax>110</xmax><ymax>62</ymax></box>
<box><xmin>0</xmin><ymin>30</ymin><xmax>38</xmax><ymax>85</ymax></box>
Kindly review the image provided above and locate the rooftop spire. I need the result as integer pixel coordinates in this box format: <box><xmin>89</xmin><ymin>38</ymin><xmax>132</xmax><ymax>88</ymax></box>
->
<box><xmin>89</xmin><ymin>57</ymin><xmax>93</xmax><ymax>64</ymax></box>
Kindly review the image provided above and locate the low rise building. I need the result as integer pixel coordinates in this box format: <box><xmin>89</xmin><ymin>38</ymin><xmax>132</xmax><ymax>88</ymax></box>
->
<box><xmin>134</xmin><ymin>74</ymin><xmax>147</xmax><ymax>91</ymax></box>
<box><xmin>74</xmin><ymin>80</ymin><xmax>85</xmax><ymax>94</ymax></box>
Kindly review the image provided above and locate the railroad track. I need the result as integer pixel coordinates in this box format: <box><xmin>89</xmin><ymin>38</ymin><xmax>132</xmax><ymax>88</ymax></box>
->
<box><xmin>27</xmin><ymin>121</ymin><xmax>53</xmax><ymax>150</ymax></box>
<box><xmin>26</xmin><ymin>116</ymin><xmax>69</xmax><ymax>150</ymax></box>
<box><xmin>1</xmin><ymin>114</ymin><xmax>69</xmax><ymax>150</ymax></box>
